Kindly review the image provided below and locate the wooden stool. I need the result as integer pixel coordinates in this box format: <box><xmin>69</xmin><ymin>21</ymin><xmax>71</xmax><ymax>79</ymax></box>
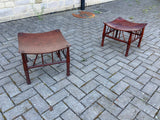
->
<box><xmin>18</xmin><ymin>29</ymin><xmax>71</xmax><ymax>84</ymax></box>
<box><xmin>101</xmin><ymin>17</ymin><xmax>147</xmax><ymax>56</ymax></box>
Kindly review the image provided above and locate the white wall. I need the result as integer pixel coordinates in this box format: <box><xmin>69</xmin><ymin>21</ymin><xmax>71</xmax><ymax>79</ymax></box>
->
<box><xmin>0</xmin><ymin>0</ymin><xmax>113</xmax><ymax>23</ymax></box>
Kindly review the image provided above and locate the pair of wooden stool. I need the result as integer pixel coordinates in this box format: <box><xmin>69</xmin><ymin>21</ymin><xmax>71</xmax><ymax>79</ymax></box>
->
<box><xmin>18</xmin><ymin>17</ymin><xmax>147</xmax><ymax>84</ymax></box>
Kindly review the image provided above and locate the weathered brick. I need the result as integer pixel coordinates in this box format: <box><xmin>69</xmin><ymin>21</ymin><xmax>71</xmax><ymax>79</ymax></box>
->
<box><xmin>148</xmin><ymin>92</ymin><xmax>160</xmax><ymax>109</ymax></box>
<box><xmin>4</xmin><ymin>101</ymin><xmax>32</xmax><ymax>120</ymax></box>
<box><xmin>81</xmin><ymin>80</ymin><xmax>99</xmax><ymax>94</ymax></box>
<box><xmin>47</xmin><ymin>89</ymin><xmax>69</xmax><ymax>106</ymax></box>
<box><xmin>97</xmin><ymin>85</ymin><xmax>117</xmax><ymax>101</ymax></box>
<box><xmin>0</xmin><ymin>93</ymin><xmax>14</xmax><ymax>112</ymax></box>
<box><xmin>23</xmin><ymin>108</ymin><xmax>43</xmax><ymax>120</ymax></box>
<box><xmin>42</xmin><ymin>102</ymin><xmax>68</xmax><ymax>120</ymax></box>
<box><xmin>64</xmin><ymin>96</ymin><xmax>85</xmax><ymax>114</ymax></box>
<box><xmin>98</xmin><ymin>97</ymin><xmax>122</xmax><ymax>116</ymax></box>
<box><xmin>50</xmin><ymin>79</ymin><xmax>70</xmax><ymax>92</ymax></box>
<box><xmin>29</xmin><ymin>94</ymin><xmax>50</xmax><ymax>114</ymax></box>
<box><xmin>61</xmin><ymin>109</ymin><xmax>81</xmax><ymax>120</ymax></box>
<box><xmin>142</xmin><ymin>82</ymin><xmax>158</xmax><ymax>96</ymax></box>
<box><xmin>131</xmin><ymin>97</ymin><xmax>157</xmax><ymax>117</ymax></box>
<box><xmin>99</xmin><ymin>110</ymin><xmax>118</xmax><ymax>120</ymax></box>
<box><xmin>81</xmin><ymin>90</ymin><xmax>101</xmax><ymax>107</ymax></box>
<box><xmin>118</xmin><ymin>104</ymin><xmax>139</xmax><ymax>120</ymax></box>
<box><xmin>81</xmin><ymin>103</ymin><xmax>104</xmax><ymax>120</ymax></box>
<box><xmin>12</xmin><ymin>88</ymin><xmax>37</xmax><ymax>104</ymax></box>
<box><xmin>34</xmin><ymin>83</ymin><xmax>53</xmax><ymax>99</ymax></box>
<box><xmin>3</xmin><ymin>82</ymin><xmax>21</xmax><ymax>97</ymax></box>
<box><xmin>114</xmin><ymin>92</ymin><xmax>134</xmax><ymax>108</ymax></box>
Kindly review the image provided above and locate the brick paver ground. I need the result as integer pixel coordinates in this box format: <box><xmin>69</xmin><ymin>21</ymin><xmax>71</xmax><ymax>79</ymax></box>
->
<box><xmin>0</xmin><ymin>0</ymin><xmax>160</xmax><ymax>119</ymax></box>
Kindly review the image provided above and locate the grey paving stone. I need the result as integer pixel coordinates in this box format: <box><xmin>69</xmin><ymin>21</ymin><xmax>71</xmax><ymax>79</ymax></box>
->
<box><xmin>47</xmin><ymin>89</ymin><xmax>69</xmax><ymax>106</ymax></box>
<box><xmin>111</xmin><ymin>81</ymin><xmax>129</xmax><ymax>95</ymax></box>
<box><xmin>29</xmin><ymin>94</ymin><xmax>50</xmax><ymax>114</ymax></box>
<box><xmin>120</xmin><ymin>69</ymin><xmax>138</xmax><ymax>79</ymax></box>
<box><xmin>61</xmin><ymin>109</ymin><xmax>81</xmax><ymax>120</ymax></box>
<box><xmin>0</xmin><ymin>77</ymin><xmax>11</xmax><ymax>87</ymax></box>
<box><xmin>0</xmin><ymin>93</ymin><xmax>14</xmax><ymax>112</ymax></box>
<box><xmin>151</xmin><ymin>77</ymin><xmax>160</xmax><ymax>86</ymax></box>
<box><xmin>109</xmin><ymin>72</ymin><xmax>125</xmax><ymax>83</ymax></box>
<box><xmin>0</xmin><ymin>87</ymin><xmax>4</xmax><ymax>94</ymax></box>
<box><xmin>155</xmin><ymin>110</ymin><xmax>160</xmax><ymax>120</ymax></box>
<box><xmin>105</xmin><ymin>58</ymin><xmax>119</xmax><ymax>66</ymax></box>
<box><xmin>50</xmin><ymin>79</ymin><xmax>70</xmax><ymax>92</ymax></box>
<box><xmin>118</xmin><ymin>104</ymin><xmax>140</xmax><ymax>120</ymax></box>
<box><xmin>14</xmin><ymin>116</ymin><xmax>24</xmax><ymax>120</ymax></box>
<box><xmin>98</xmin><ymin>97</ymin><xmax>122</xmax><ymax>116</ymax></box>
<box><xmin>129</xmin><ymin>59</ymin><xmax>142</xmax><ymax>68</ymax></box>
<box><xmin>19</xmin><ymin>78</ymin><xmax>41</xmax><ymax>91</ymax></box>
<box><xmin>97</xmin><ymin>85</ymin><xmax>118</xmax><ymax>101</ymax></box>
<box><xmin>34</xmin><ymin>83</ymin><xmax>53</xmax><ymax>99</ymax></box>
<box><xmin>142</xmin><ymin>82</ymin><xmax>158</xmax><ymax>96</ymax></box>
<box><xmin>39</xmin><ymin>74</ymin><xmax>56</xmax><ymax>86</ymax></box>
<box><xmin>94</xmin><ymin>68</ymin><xmax>111</xmax><ymax>79</ymax></box>
<box><xmin>71</xmin><ymin>59</ymin><xmax>84</xmax><ymax>68</ymax></box>
<box><xmin>3</xmin><ymin>82</ymin><xmax>21</xmax><ymax>97</ymax></box>
<box><xmin>127</xmin><ymin>86</ymin><xmax>150</xmax><ymax>102</ymax></box>
<box><xmin>81</xmin><ymin>71</ymin><xmax>98</xmax><ymax>82</ymax></box>
<box><xmin>70</xmin><ymin>66</ymin><xmax>84</xmax><ymax>77</ymax></box>
<box><xmin>81</xmin><ymin>103</ymin><xmax>104</xmax><ymax>120</ymax></box>
<box><xmin>123</xmin><ymin>77</ymin><xmax>143</xmax><ymax>89</ymax></box>
<box><xmin>3</xmin><ymin>61</ymin><xmax>21</xmax><ymax>70</ymax></box>
<box><xmin>11</xmin><ymin>72</ymin><xmax>26</xmax><ymax>85</ymax></box>
<box><xmin>137</xmin><ymin>73</ymin><xmax>151</xmax><ymax>85</ymax></box>
<box><xmin>0</xmin><ymin>68</ymin><xmax>17</xmax><ymax>79</ymax></box>
<box><xmin>64</xmin><ymin>96</ymin><xmax>85</xmax><ymax>115</ymax></box>
<box><xmin>118</xmin><ymin>62</ymin><xmax>134</xmax><ymax>71</ymax></box>
<box><xmin>148</xmin><ymin>92</ymin><xmax>160</xmax><ymax>109</ymax></box>
<box><xmin>12</xmin><ymin>88</ymin><xmax>37</xmax><ymax>104</ymax></box>
<box><xmin>99</xmin><ymin>110</ymin><xmax>118</xmax><ymax>120</ymax></box>
<box><xmin>81</xmin><ymin>63</ymin><xmax>96</xmax><ymax>73</ymax></box>
<box><xmin>53</xmin><ymin>72</ymin><xmax>66</xmax><ymax>81</ymax></box>
<box><xmin>67</xmin><ymin>74</ymin><xmax>84</xmax><ymax>87</ymax></box>
<box><xmin>0</xmin><ymin>112</ymin><xmax>4</xmax><ymax>120</ymax></box>
<box><xmin>107</xmin><ymin>64</ymin><xmax>122</xmax><ymax>74</ymax></box>
<box><xmin>94</xmin><ymin>61</ymin><xmax>108</xmax><ymax>70</ymax></box>
<box><xmin>136</xmin><ymin>111</ymin><xmax>154</xmax><ymax>120</ymax></box>
<box><xmin>133</xmin><ymin>66</ymin><xmax>147</xmax><ymax>76</ymax></box>
<box><xmin>23</xmin><ymin>108</ymin><xmax>43</xmax><ymax>120</ymax></box>
<box><xmin>131</xmin><ymin>97</ymin><xmax>157</xmax><ymax>117</ymax></box>
<box><xmin>42</xmin><ymin>102</ymin><xmax>68</xmax><ymax>120</ymax></box>
<box><xmin>4</xmin><ymin>101</ymin><xmax>32</xmax><ymax>120</ymax></box>
<box><xmin>66</xmin><ymin>84</ymin><xmax>85</xmax><ymax>100</ymax></box>
<box><xmin>95</xmin><ymin>75</ymin><xmax>114</xmax><ymax>89</ymax></box>
<box><xmin>114</xmin><ymin>92</ymin><xmax>134</xmax><ymax>108</ymax></box>
<box><xmin>81</xmin><ymin>80</ymin><xmax>99</xmax><ymax>94</ymax></box>
<box><xmin>81</xmin><ymin>90</ymin><xmax>101</xmax><ymax>107</ymax></box>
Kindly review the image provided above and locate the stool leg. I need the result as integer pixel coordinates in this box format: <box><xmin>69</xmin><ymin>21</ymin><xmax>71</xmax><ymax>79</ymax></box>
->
<box><xmin>125</xmin><ymin>33</ymin><xmax>132</xmax><ymax>57</ymax></box>
<box><xmin>138</xmin><ymin>28</ymin><xmax>145</xmax><ymax>48</ymax></box>
<box><xmin>21</xmin><ymin>53</ymin><xmax>31</xmax><ymax>84</ymax></box>
<box><xmin>101</xmin><ymin>24</ymin><xmax>106</xmax><ymax>46</ymax></box>
<box><xmin>66</xmin><ymin>47</ymin><xmax>70</xmax><ymax>76</ymax></box>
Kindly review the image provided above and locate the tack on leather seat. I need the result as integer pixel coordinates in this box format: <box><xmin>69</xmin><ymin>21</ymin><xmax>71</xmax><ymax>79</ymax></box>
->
<box><xmin>18</xmin><ymin>29</ymin><xmax>71</xmax><ymax>84</ymax></box>
<box><xmin>101</xmin><ymin>17</ymin><xmax>147</xmax><ymax>56</ymax></box>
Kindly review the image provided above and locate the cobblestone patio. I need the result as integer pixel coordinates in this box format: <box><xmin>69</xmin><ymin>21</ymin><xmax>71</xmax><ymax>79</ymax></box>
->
<box><xmin>0</xmin><ymin>0</ymin><xmax>160</xmax><ymax>120</ymax></box>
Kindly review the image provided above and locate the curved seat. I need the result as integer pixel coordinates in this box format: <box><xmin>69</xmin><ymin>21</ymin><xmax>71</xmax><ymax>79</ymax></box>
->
<box><xmin>105</xmin><ymin>17</ymin><xmax>147</xmax><ymax>32</ymax></box>
<box><xmin>18</xmin><ymin>29</ymin><xmax>70</xmax><ymax>54</ymax></box>
<box><xmin>18</xmin><ymin>29</ymin><xmax>71</xmax><ymax>84</ymax></box>
<box><xmin>101</xmin><ymin>17</ymin><xmax>147</xmax><ymax>56</ymax></box>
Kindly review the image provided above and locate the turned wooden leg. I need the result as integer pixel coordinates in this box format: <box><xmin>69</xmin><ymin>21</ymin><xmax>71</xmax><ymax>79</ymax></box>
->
<box><xmin>101</xmin><ymin>24</ymin><xmax>106</xmax><ymax>46</ymax></box>
<box><xmin>21</xmin><ymin>53</ymin><xmax>31</xmax><ymax>84</ymax></box>
<box><xmin>66</xmin><ymin>47</ymin><xmax>70</xmax><ymax>76</ymax></box>
<box><xmin>138</xmin><ymin>28</ymin><xmax>145</xmax><ymax>48</ymax></box>
<box><xmin>125</xmin><ymin>33</ymin><xmax>132</xmax><ymax>57</ymax></box>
